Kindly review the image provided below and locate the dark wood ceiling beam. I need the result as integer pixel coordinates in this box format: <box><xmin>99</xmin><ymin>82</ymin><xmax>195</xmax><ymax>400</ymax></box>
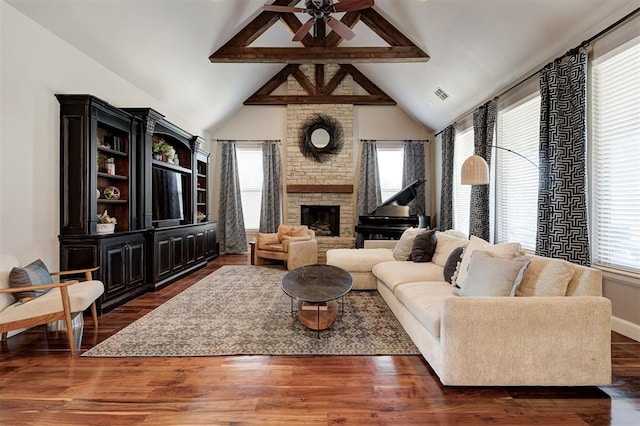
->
<box><xmin>213</xmin><ymin>0</ymin><xmax>299</xmax><ymax>50</ymax></box>
<box><xmin>360</xmin><ymin>8</ymin><xmax>423</xmax><ymax>48</ymax></box>
<box><xmin>291</xmin><ymin>67</ymin><xmax>316</xmax><ymax>95</ymax></box>
<box><xmin>323</xmin><ymin>66</ymin><xmax>349</xmax><ymax>95</ymax></box>
<box><xmin>244</xmin><ymin>95</ymin><xmax>396</xmax><ymax>105</ymax></box>
<box><xmin>325</xmin><ymin>11</ymin><xmax>362</xmax><ymax>48</ymax></box>
<box><xmin>211</xmin><ymin>46</ymin><xmax>429</xmax><ymax>63</ymax></box>
<box><xmin>248</xmin><ymin>64</ymin><xmax>299</xmax><ymax>97</ymax></box>
<box><xmin>279</xmin><ymin>13</ymin><xmax>314</xmax><ymax>47</ymax></box>
<box><xmin>315</xmin><ymin>64</ymin><xmax>325</xmax><ymax>95</ymax></box>
<box><xmin>339</xmin><ymin>64</ymin><xmax>388</xmax><ymax>97</ymax></box>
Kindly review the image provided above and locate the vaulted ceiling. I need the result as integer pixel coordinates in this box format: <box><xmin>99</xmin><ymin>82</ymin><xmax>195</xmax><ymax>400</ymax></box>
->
<box><xmin>6</xmin><ymin>0</ymin><xmax>638</xmax><ymax>134</ymax></box>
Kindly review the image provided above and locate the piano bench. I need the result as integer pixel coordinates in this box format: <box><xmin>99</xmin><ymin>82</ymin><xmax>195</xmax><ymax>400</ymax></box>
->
<box><xmin>325</xmin><ymin>247</ymin><xmax>395</xmax><ymax>290</ymax></box>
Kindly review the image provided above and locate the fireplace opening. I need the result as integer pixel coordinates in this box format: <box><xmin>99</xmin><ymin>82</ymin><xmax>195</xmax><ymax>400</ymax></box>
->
<box><xmin>301</xmin><ymin>205</ymin><xmax>340</xmax><ymax>237</ymax></box>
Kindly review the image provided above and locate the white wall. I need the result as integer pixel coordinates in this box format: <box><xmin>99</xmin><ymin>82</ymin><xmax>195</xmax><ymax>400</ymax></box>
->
<box><xmin>0</xmin><ymin>2</ymin><xmax>205</xmax><ymax>268</ymax></box>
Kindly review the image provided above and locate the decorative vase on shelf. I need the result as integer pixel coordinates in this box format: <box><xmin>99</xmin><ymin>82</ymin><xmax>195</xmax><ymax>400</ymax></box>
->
<box><xmin>152</xmin><ymin>152</ymin><xmax>162</xmax><ymax>161</ymax></box>
<box><xmin>165</xmin><ymin>148</ymin><xmax>176</xmax><ymax>164</ymax></box>
<box><xmin>96</xmin><ymin>223</ymin><xmax>115</xmax><ymax>234</ymax></box>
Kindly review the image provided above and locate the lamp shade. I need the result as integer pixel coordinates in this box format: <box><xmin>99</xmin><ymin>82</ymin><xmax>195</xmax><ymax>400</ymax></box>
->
<box><xmin>461</xmin><ymin>155</ymin><xmax>489</xmax><ymax>185</ymax></box>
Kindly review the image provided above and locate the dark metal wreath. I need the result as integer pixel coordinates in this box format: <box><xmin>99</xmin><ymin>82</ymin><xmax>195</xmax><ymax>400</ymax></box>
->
<box><xmin>299</xmin><ymin>113</ymin><xmax>344</xmax><ymax>163</ymax></box>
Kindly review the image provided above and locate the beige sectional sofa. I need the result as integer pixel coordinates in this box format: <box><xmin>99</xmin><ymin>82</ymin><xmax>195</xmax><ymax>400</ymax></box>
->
<box><xmin>326</xmin><ymin>232</ymin><xmax>612</xmax><ymax>386</ymax></box>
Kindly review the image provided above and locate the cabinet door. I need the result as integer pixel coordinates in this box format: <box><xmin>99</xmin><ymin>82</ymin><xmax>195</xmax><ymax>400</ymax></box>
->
<box><xmin>195</xmin><ymin>231</ymin><xmax>206</xmax><ymax>261</ymax></box>
<box><xmin>127</xmin><ymin>239</ymin><xmax>145</xmax><ymax>288</ymax></box>
<box><xmin>155</xmin><ymin>236</ymin><xmax>172</xmax><ymax>280</ymax></box>
<box><xmin>171</xmin><ymin>235</ymin><xmax>185</xmax><ymax>271</ymax></box>
<box><xmin>103</xmin><ymin>244</ymin><xmax>127</xmax><ymax>299</ymax></box>
<box><xmin>185</xmin><ymin>233</ymin><xmax>196</xmax><ymax>266</ymax></box>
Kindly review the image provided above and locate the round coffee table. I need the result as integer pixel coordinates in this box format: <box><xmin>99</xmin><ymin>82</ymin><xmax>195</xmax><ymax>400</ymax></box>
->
<box><xmin>281</xmin><ymin>264</ymin><xmax>353</xmax><ymax>337</ymax></box>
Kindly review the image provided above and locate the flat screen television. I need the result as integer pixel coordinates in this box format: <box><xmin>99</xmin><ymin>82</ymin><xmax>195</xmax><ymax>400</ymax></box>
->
<box><xmin>152</xmin><ymin>167</ymin><xmax>185</xmax><ymax>223</ymax></box>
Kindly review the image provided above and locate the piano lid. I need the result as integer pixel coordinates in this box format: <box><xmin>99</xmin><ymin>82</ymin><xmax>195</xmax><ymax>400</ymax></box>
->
<box><xmin>368</xmin><ymin>178</ymin><xmax>426</xmax><ymax>215</ymax></box>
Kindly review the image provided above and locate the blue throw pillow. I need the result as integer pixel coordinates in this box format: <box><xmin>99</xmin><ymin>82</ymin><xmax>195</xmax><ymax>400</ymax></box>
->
<box><xmin>9</xmin><ymin>259</ymin><xmax>53</xmax><ymax>302</ymax></box>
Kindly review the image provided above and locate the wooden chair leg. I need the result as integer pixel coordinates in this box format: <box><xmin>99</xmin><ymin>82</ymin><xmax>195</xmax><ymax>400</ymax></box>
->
<box><xmin>1</xmin><ymin>332</ymin><xmax>7</xmax><ymax>341</ymax></box>
<box><xmin>60</xmin><ymin>287</ymin><xmax>76</xmax><ymax>355</ymax></box>
<box><xmin>91</xmin><ymin>303</ymin><xmax>99</xmax><ymax>329</ymax></box>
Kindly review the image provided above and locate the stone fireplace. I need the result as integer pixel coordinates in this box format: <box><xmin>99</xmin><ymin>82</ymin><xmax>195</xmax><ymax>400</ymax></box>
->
<box><xmin>285</xmin><ymin>64</ymin><xmax>356</xmax><ymax>256</ymax></box>
<box><xmin>301</xmin><ymin>205</ymin><xmax>340</xmax><ymax>237</ymax></box>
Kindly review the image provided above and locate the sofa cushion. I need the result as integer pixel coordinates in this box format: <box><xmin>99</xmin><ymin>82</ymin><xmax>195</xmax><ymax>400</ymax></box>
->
<box><xmin>431</xmin><ymin>232</ymin><xmax>469</xmax><ymax>267</ymax></box>
<box><xmin>393</xmin><ymin>227</ymin><xmax>427</xmax><ymax>261</ymax></box>
<box><xmin>373</xmin><ymin>261</ymin><xmax>445</xmax><ymax>292</ymax></box>
<box><xmin>326</xmin><ymin>248</ymin><xmax>395</xmax><ymax>273</ymax></box>
<box><xmin>454</xmin><ymin>236</ymin><xmax>523</xmax><ymax>287</ymax></box>
<box><xmin>457</xmin><ymin>251</ymin><xmax>531</xmax><ymax>297</ymax></box>
<box><xmin>444</xmin><ymin>246</ymin><xmax>465</xmax><ymax>284</ymax></box>
<box><xmin>516</xmin><ymin>254</ymin><xmax>574</xmax><ymax>297</ymax></box>
<box><xmin>8</xmin><ymin>259</ymin><xmax>53</xmax><ymax>302</ymax></box>
<box><xmin>409</xmin><ymin>229</ymin><xmax>438</xmax><ymax>262</ymax></box>
<box><xmin>394</xmin><ymin>281</ymin><xmax>455</xmax><ymax>338</ymax></box>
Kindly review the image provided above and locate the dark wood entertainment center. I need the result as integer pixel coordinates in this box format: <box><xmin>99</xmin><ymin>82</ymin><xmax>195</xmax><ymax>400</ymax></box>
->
<box><xmin>56</xmin><ymin>95</ymin><xmax>218</xmax><ymax>313</ymax></box>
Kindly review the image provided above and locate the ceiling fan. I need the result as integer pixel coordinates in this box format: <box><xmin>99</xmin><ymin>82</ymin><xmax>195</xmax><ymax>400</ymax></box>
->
<box><xmin>264</xmin><ymin>0</ymin><xmax>374</xmax><ymax>42</ymax></box>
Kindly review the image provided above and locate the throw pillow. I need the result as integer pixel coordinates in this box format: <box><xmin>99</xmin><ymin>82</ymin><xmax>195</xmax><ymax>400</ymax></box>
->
<box><xmin>392</xmin><ymin>227</ymin><xmax>427</xmax><ymax>261</ymax></box>
<box><xmin>443</xmin><ymin>246</ymin><xmax>465</xmax><ymax>284</ymax></box>
<box><xmin>515</xmin><ymin>255</ymin><xmax>574</xmax><ymax>297</ymax></box>
<box><xmin>456</xmin><ymin>251</ymin><xmax>531</xmax><ymax>297</ymax></box>
<box><xmin>409</xmin><ymin>229</ymin><xmax>438</xmax><ymax>262</ymax></box>
<box><xmin>454</xmin><ymin>236</ymin><xmax>523</xmax><ymax>287</ymax></box>
<box><xmin>431</xmin><ymin>232</ymin><xmax>469</xmax><ymax>267</ymax></box>
<box><xmin>8</xmin><ymin>259</ymin><xmax>54</xmax><ymax>302</ymax></box>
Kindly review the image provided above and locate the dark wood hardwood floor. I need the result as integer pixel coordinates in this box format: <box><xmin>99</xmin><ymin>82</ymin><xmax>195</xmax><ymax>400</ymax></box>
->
<box><xmin>1</xmin><ymin>254</ymin><xmax>639</xmax><ymax>425</ymax></box>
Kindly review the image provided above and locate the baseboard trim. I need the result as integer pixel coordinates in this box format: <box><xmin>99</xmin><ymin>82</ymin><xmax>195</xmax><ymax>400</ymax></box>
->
<box><xmin>612</xmin><ymin>316</ymin><xmax>640</xmax><ymax>342</ymax></box>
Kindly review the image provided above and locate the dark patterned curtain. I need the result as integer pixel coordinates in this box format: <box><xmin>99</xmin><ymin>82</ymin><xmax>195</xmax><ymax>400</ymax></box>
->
<box><xmin>259</xmin><ymin>140</ymin><xmax>281</xmax><ymax>233</ymax></box>
<box><xmin>402</xmin><ymin>140</ymin><xmax>426</xmax><ymax>216</ymax></box>
<box><xmin>537</xmin><ymin>46</ymin><xmax>590</xmax><ymax>265</ymax></box>
<box><xmin>357</xmin><ymin>140</ymin><xmax>381</xmax><ymax>247</ymax></box>
<box><xmin>439</xmin><ymin>126</ymin><xmax>455</xmax><ymax>230</ymax></box>
<box><xmin>469</xmin><ymin>99</ymin><xmax>497</xmax><ymax>240</ymax></box>
<box><xmin>217</xmin><ymin>141</ymin><xmax>247</xmax><ymax>254</ymax></box>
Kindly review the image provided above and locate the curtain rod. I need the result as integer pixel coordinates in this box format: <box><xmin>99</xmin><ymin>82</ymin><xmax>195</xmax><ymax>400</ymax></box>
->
<box><xmin>434</xmin><ymin>6</ymin><xmax>640</xmax><ymax>138</ymax></box>
<box><xmin>216</xmin><ymin>139</ymin><xmax>281</xmax><ymax>143</ymax></box>
<box><xmin>360</xmin><ymin>139</ymin><xmax>429</xmax><ymax>143</ymax></box>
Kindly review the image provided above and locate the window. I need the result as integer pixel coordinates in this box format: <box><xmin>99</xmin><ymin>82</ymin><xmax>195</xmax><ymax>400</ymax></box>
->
<box><xmin>236</xmin><ymin>145</ymin><xmax>263</xmax><ymax>230</ymax></box>
<box><xmin>591</xmin><ymin>36</ymin><xmax>640</xmax><ymax>273</ymax></box>
<box><xmin>376</xmin><ymin>143</ymin><xmax>404</xmax><ymax>201</ymax></box>
<box><xmin>453</xmin><ymin>128</ymin><xmax>474</xmax><ymax>236</ymax></box>
<box><xmin>495</xmin><ymin>94</ymin><xmax>540</xmax><ymax>250</ymax></box>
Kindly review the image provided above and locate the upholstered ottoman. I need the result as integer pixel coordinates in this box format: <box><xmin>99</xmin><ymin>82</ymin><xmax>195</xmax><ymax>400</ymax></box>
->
<box><xmin>325</xmin><ymin>248</ymin><xmax>395</xmax><ymax>290</ymax></box>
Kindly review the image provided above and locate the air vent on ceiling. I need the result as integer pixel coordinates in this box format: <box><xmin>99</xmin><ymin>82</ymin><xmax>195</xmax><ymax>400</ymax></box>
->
<box><xmin>434</xmin><ymin>87</ymin><xmax>449</xmax><ymax>101</ymax></box>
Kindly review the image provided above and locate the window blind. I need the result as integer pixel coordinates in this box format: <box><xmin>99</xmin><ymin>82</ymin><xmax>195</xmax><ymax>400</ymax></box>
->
<box><xmin>453</xmin><ymin>128</ymin><xmax>474</xmax><ymax>236</ymax></box>
<box><xmin>495</xmin><ymin>95</ymin><xmax>540</xmax><ymax>250</ymax></box>
<box><xmin>236</xmin><ymin>146</ymin><xmax>264</xmax><ymax>230</ymax></box>
<box><xmin>592</xmin><ymin>37</ymin><xmax>640</xmax><ymax>273</ymax></box>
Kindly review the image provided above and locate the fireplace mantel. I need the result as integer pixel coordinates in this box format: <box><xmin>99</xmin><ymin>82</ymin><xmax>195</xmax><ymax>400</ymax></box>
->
<box><xmin>286</xmin><ymin>184</ymin><xmax>353</xmax><ymax>194</ymax></box>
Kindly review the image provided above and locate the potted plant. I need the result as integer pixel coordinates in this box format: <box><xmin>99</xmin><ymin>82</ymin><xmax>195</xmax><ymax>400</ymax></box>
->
<box><xmin>96</xmin><ymin>210</ymin><xmax>117</xmax><ymax>234</ymax></box>
<box><xmin>152</xmin><ymin>139</ymin><xmax>175</xmax><ymax>163</ymax></box>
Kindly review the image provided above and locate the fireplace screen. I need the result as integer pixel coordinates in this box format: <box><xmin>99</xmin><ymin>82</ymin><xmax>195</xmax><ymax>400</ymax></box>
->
<box><xmin>301</xmin><ymin>205</ymin><xmax>340</xmax><ymax>237</ymax></box>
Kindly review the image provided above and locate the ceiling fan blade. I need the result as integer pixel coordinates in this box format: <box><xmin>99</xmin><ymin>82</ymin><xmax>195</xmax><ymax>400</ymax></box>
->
<box><xmin>331</xmin><ymin>0</ymin><xmax>374</xmax><ymax>13</ymax></box>
<box><xmin>325</xmin><ymin>16</ymin><xmax>355</xmax><ymax>41</ymax></box>
<box><xmin>263</xmin><ymin>4</ymin><xmax>306</xmax><ymax>13</ymax></box>
<box><xmin>293</xmin><ymin>18</ymin><xmax>315</xmax><ymax>42</ymax></box>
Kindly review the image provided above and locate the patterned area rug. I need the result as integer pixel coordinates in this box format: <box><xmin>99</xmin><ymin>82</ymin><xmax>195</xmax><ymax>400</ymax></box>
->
<box><xmin>83</xmin><ymin>265</ymin><xmax>419</xmax><ymax>357</ymax></box>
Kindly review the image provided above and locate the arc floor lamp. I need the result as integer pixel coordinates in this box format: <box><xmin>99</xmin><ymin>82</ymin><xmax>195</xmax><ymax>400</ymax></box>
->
<box><xmin>461</xmin><ymin>146</ymin><xmax>540</xmax><ymax>185</ymax></box>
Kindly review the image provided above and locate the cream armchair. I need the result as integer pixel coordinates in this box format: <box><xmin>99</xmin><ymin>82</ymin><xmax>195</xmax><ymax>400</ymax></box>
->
<box><xmin>254</xmin><ymin>225</ymin><xmax>318</xmax><ymax>270</ymax></box>
<box><xmin>0</xmin><ymin>254</ymin><xmax>104</xmax><ymax>355</ymax></box>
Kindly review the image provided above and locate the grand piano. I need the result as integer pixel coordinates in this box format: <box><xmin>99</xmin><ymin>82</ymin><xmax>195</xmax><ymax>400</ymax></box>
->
<box><xmin>355</xmin><ymin>179</ymin><xmax>430</xmax><ymax>247</ymax></box>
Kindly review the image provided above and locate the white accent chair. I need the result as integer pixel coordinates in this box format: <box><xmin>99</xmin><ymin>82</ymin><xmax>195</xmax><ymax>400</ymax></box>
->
<box><xmin>0</xmin><ymin>254</ymin><xmax>104</xmax><ymax>355</ymax></box>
